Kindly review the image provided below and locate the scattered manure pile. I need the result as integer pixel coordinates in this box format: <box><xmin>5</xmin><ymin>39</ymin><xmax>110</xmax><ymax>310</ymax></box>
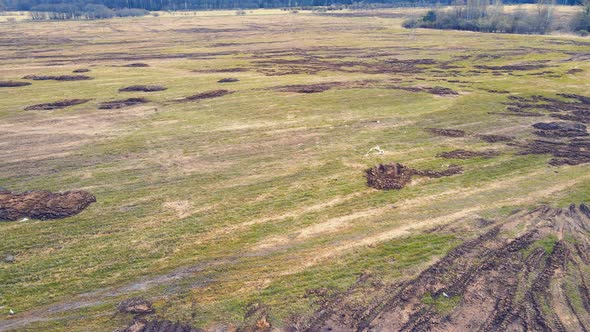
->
<box><xmin>23</xmin><ymin>74</ymin><xmax>92</xmax><ymax>81</ymax></box>
<box><xmin>182</xmin><ymin>89</ymin><xmax>232</xmax><ymax>101</ymax></box>
<box><xmin>119</xmin><ymin>85</ymin><xmax>167</xmax><ymax>92</ymax></box>
<box><xmin>302</xmin><ymin>204</ymin><xmax>590</xmax><ymax>332</ymax></box>
<box><xmin>366</xmin><ymin>162</ymin><xmax>463</xmax><ymax>190</ymax></box>
<box><xmin>0</xmin><ymin>190</ymin><xmax>96</xmax><ymax>221</ymax></box>
<box><xmin>0</xmin><ymin>81</ymin><xmax>32</xmax><ymax>87</ymax></box>
<box><xmin>24</xmin><ymin>99</ymin><xmax>91</xmax><ymax>110</ymax></box>
<box><xmin>98</xmin><ymin>97</ymin><xmax>149</xmax><ymax>109</ymax></box>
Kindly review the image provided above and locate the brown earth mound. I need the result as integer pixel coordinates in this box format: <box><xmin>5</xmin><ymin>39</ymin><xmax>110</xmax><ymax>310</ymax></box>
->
<box><xmin>301</xmin><ymin>204</ymin><xmax>590</xmax><ymax>332</ymax></box>
<box><xmin>24</xmin><ymin>99</ymin><xmax>91</xmax><ymax>111</ymax></box>
<box><xmin>119</xmin><ymin>319</ymin><xmax>203</xmax><ymax>332</ymax></box>
<box><xmin>366</xmin><ymin>162</ymin><xmax>463</xmax><ymax>190</ymax></box>
<box><xmin>478</xmin><ymin>134</ymin><xmax>514</xmax><ymax>143</ymax></box>
<box><xmin>518</xmin><ymin>138</ymin><xmax>590</xmax><ymax>166</ymax></box>
<box><xmin>275</xmin><ymin>83</ymin><xmax>335</xmax><ymax>94</ymax></box>
<box><xmin>117</xmin><ymin>298</ymin><xmax>154</xmax><ymax>315</ymax></box>
<box><xmin>122</xmin><ymin>63</ymin><xmax>150</xmax><ymax>67</ymax></box>
<box><xmin>23</xmin><ymin>74</ymin><xmax>92</xmax><ymax>81</ymax></box>
<box><xmin>0</xmin><ymin>81</ymin><xmax>32</xmax><ymax>87</ymax></box>
<box><xmin>217</xmin><ymin>78</ymin><xmax>239</xmax><ymax>83</ymax></box>
<box><xmin>98</xmin><ymin>98</ymin><xmax>149</xmax><ymax>109</ymax></box>
<box><xmin>437</xmin><ymin>149</ymin><xmax>499</xmax><ymax>159</ymax></box>
<box><xmin>533</xmin><ymin>122</ymin><xmax>588</xmax><ymax>138</ymax></box>
<box><xmin>0</xmin><ymin>190</ymin><xmax>96</xmax><ymax>221</ymax></box>
<box><xmin>72</xmin><ymin>68</ymin><xmax>90</xmax><ymax>73</ymax></box>
<box><xmin>475</xmin><ymin>63</ymin><xmax>550</xmax><ymax>71</ymax></box>
<box><xmin>193</xmin><ymin>67</ymin><xmax>248</xmax><ymax>73</ymax></box>
<box><xmin>184</xmin><ymin>89</ymin><xmax>232</xmax><ymax>101</ymax></box>
<box><xmin>426</xmin><ymin>128</ymin><xmax>466</xmax><ymax>137</ymax></box>
<box><xmin>119</xmin><ymin>85</ymin><xmax>167</xmax><ymax>92</ymax></box>
<box><xmin>388</xmin><ymin>85</ymin><xmax>458</xmax><ymax>96</ymax></box>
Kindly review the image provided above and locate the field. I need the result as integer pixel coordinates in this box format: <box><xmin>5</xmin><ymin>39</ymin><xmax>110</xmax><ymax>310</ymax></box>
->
<box><xmin>1</xmin><ymin>7</ymin><xmax>590</xmax><ymax>331</ymax></box>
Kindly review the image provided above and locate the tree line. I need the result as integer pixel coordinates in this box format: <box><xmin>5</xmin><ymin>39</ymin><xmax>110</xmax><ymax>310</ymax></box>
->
<box><xmin>0</xmin><ymin>0</ymin><xmax>583</xmax><ymax>12</ymax></box>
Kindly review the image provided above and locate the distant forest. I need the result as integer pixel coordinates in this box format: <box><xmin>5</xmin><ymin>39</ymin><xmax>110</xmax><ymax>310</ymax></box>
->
<box><xmin>0</xmin><ymin>0</ymin><xmax>583</xmax><ymax>11</ymax></box>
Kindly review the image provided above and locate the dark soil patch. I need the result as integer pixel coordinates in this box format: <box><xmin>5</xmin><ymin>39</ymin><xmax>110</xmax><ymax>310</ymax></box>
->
<box><xmin>437</xmin><ymin>149</ymin><xmax>500</xmax><ymax>159</ymax></box>
<box><xmin>518</xmin><ymin>138</ymin><xmax>590</xmax><ymax>166</ymax></box>
<box><xmin>184</xmin><ymin>89</ymin><xmax>232</xmax><ymax>101</ymax></box>
<box><xmin>426</xmin><ymin>128</ymin><xmax>466</xmax><ymax>137</ymax></box>
<box><xmin>275</xmin><ymin>83</ymin><xmax>336</xmax><ymax>94</ymax></box>
<box><xmin>388</xmin><ymin>85</ymin><xmax>458</xmax><ymax>95</ymax></box>
<box><xmin>217</xmin><ymin>78</ymin><xmax>239</xmax><ymax>83</ymax></box>
<box><xmin>0</xmin><ymin>190</ymin><xmax>96</xmax><ymax>221</ymax></box>
<box><xmin>366</xmin><ymin>162</ymin><xmax>463</xmax><ymax>190</ymax></box>
<box><xmin>478</xmin><ymin>134</ymin><xmax>514</xmax><ymax>143</ymax></box>
<box><xmin>117</xmin><ymin>298</ymin><xmax>154</xmax><ymax>315</ymax></box>
<box><xmin>72</xmin><ymin>68</ymin><xmax>90</xmax><ymax>73</ymax></box>
<box><xmin>119</xmin><ymin>85</ymin><xmax>167</xmax><ymax>92</ymax></box>
<box><xmin>122</xmin><ymin>63</ymin><xmax>150</xmax><ymax>67</ymax></box>
<box><xmin>475</xmin><ymin>63</ymin><xmax>550</xmax><ymax>71</ymax></box>
<box><xmin>481</xmin><ymin>88</ymin><xmax>510</xmax><ymax>94</ymax></box>
<box><xmin>25</xmin><ymin>99</ymin><xmax>91</xmax><ymax>111</ymax></box>
<box><xmin>119</xmin><ymin>319</ymin><xmax>203</xmax><ymax>332</ymax></box>
<box><xmin>301</xmin><ymin>204</ymin><xmax>590</xmax><ymax>331</ymax></box>
<box><xmin>0</xmin><ymin>81</ymin><xmax>31</xmax><ymax>87</ymax></box>
<box><xmin>532</xmin><ymin>122</ymin><xmax>588</xmax><ymax>138</ymax></box>
<box><xmin>23</xmin><ymin>74</ymin><xmax>92</xmax><ymax>81</ymax></box>
<box><xmin>567</xmin><ymin>68</ymin><xmax>584</xmax><ymax>75</ymax></box>
<box><xmin>98</xmin><ymin>98</ymin><xmax>149</xmax><ymax>109</ymax></box>
<box><xmin>193</xmin><ymin>67</ymin><xmax>248</xmax><ymax>73</ymax></box>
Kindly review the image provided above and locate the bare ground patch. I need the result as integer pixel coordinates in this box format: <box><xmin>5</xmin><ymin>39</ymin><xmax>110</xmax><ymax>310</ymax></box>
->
<box><xmin>437</xmin><ymin>149</ymin><xmax>500</xmax><ymax>159</ymax></box>
<box><xmin>25</xmin><ymin>99</ymin><xmax>91</xmax><ymax>111</ymax></box>
<box><xmin>0</xmin><ymin>81</ymin><xmax>31</xmax><ymax>87</ymax></box>
<box><xmin>119</xmin><ymin>85</ymin><xmax>167</xmax><ymax>92</ymax></box>
<box><xmin>98</xmin><ymin>98</ymin><xmax>149</xmax><ymax>110</ymax></box>
<box><xmin>23</xmin><ymin>74</ymin><xmax>92</xmax><ymax>81</ymax></box>
<box><xmin>182</xmin><ymin>89</ymin><xmax>232</xmax><ymax>101</ymax></box>
<box><xmin>366</xmin><ymin>162</ymin><xmax>463</xmax><ymax>190</ymax></box>
<box><xmin>0</xmin><ymin>190</ymin><xmax>96</xmax><ymax>221</ymax></box>
<box><xmin>426</xmin><ymin>128</ymin><xmax>466</xmax><ymax>137</ymax></box>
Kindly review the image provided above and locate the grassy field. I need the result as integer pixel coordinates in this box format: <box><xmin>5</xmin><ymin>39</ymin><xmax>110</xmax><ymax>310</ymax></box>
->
<box><xmin>1</xmin><ymin>8</ymin><xmax>590</xmax><ymax>331</ymax></box>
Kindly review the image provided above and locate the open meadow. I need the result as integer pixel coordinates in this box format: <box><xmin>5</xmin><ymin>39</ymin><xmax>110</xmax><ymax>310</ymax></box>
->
<box><xmin>1</xmin><ymin>8</ymin><xmax>590</xmax><ymax>331</ymax></box>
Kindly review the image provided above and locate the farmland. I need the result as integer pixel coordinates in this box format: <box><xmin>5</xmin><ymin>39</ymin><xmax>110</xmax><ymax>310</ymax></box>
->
<box><xmin>1</xmin><ymin>8</ymin><xmax>590</xmax><ymax>331</ymax></box>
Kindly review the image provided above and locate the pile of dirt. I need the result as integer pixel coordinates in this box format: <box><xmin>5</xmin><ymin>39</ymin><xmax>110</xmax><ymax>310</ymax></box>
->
<box><xmin>475</xmin><ymin>63</ymin><xmax>550</xmax><ymax>71</ymax></box>
<box><xmin>217</xmin><ymin>78</ymin><xmax>239</xmax><ymax>83</ymax></box>
<box><xmin>122</xmin><ymin>63</ymin><xmax>150</xmax><ymax>67</ymax></box>
<box><xmin>0</xmin><ymin>81</ymin><xmax>32</xmax><ymax>87</ymax></box>
<box><xmin>518</xmin><ymin>138</ymin><xmax>590</xmax><ymax>166</ymax></box>
<box><xmin>275</xmin><ymin>83</ymin><xmax>336</xmax><ymax>94</ymax></box>
<box><xmin>567</xmin><ymin>68</ymin><xmax>584</xmax><ymax>75</ymax></box>
<box><xmin>193</xmin><ymin>67</ymin><xmax>248</xmax><ymax>73</ymax></box>
<box><xmin>117</xmin><ymin>298</ymin><xmax>154</xmax><ymax>315</ymax></box>
<box><xmin>98</xmin><ymin>98</ymin><xmax>149</xmax><ymax>110</ymax></box>
<box><xmin>118</xmin><ymin>319</ymin><xmax>203</xmax><ymax>332</ymax></box>
<box><xmin>498</xmin><ymin>93</ymin><xmax>590</xmax><ymax>165</ymax></box>
<box><xmin>437</xmin><ymin>149</ymin><xmax>499</xmax><ymax>159</ymax></box>
<box><xmin>24</xmin><ymin>99</ymin><xmax>91</xmax><ymax>111</ymax></box>
<box><xmin>388</xmin><ymin>85</ymin><xmax>458</xmax><ymax>96</ymax></box>
<box><xmin>184</xmin><ymin>89</ymin><xmax>232</xmax><ymax>101</ymax></box>
<box><xmin>478</xmin><ymin>134</ymin><xmax>514</xmax><ymax>143</ymax></box>
<box><xmin>72</xmin><ymin>68</ymin><xmax>90</xmax><ymax>73</ymax></box>
<box><xmin>116</xmin><ymin>297</ymin><xmax>203</xmax><ymax>332</ymax></box>
<box><xmin>301</xmin><ymin>204</ymin><xmax>590</xmax><ymax>332</ymax></box>
<box><xmin>23</xmin><ymin>74</ymin><xmax>92</xmax><ymax>81</ymax></box>
<box><xmin>0</xmin><ymin>190</ymin><xmax>96</xmax><ymax>221</ymax></box>
<box><xmin>426</xmin><ymin>128</ymin><xmax>466</xmax><ymax>137</ymax></box>
<box><xmin>119</xmin><ymin>85</ymin><xmax>167</xmax><ymax>92</ymax></box>
<box><xmin>532</xmin><ymin>121</ymin><xmax>588</xmax><ymax>138</ymax></box>
<box><xmin>366</xmin><ymin>162</ymin><xmax>463</xmax><ymax>190</ymax></box>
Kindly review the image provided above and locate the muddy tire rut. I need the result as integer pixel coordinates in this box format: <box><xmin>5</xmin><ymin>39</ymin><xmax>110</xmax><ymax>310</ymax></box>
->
<box><xmin>298</xmin><ymin>204</ymin><xmax>590</xmax><ymax>332</ymax></box>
